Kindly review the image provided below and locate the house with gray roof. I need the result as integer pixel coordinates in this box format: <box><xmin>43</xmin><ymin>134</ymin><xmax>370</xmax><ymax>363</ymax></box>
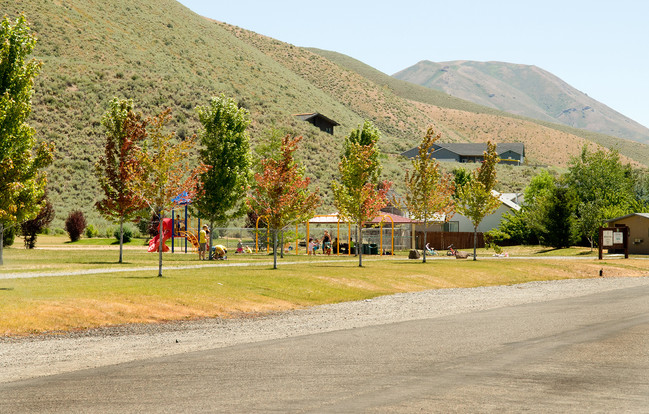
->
<box><xmin>401</xmin><ymin>142</ymin><xmax>525</xmax><ymax>165</ymax></box>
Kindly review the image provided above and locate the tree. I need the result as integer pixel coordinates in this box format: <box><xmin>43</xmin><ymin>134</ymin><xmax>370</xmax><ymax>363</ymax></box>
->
<box><xmin>455</xmin><ymin>141</ymin><xmax>500</xmax><ymax>260</ymax></box>
<box><xmin>538</xmin><ymin>184</ymin><xmax>579</xmax><ymax>249</ymax></box>
<box><xmin>94</xmin><ymin>98</ymin><xmax>147</xmax><ymax>263</ymax></box>
<box><xmin>21</xmin><ymin>195</ymin><xmax>54</xmax><ymax>249</ymax></box>
<box><xmin>126</xmin><ymin>109</ymin><xmax>209</xmax><ymax>277</ymax></box>
<box><xmin>564</xmin><ymin>145</ymin><xmax>634</xmax><ymax>220</ymax></box>
<box><xmin>577</xmin><ymin>200</ymin><xmax>603</xmax><ymax>251</ymax></box>
<box><xmin>400</xmin><ymin>127</ymin><xmax>455</xmax><ymax>263</ymax></box>
<box><xmin>0</xmin><ymin>15</ymin><xmax>54</xmax><ymax>265</ymax></box>
<box><xmin>332</xmin><ymin>121</ymin><xmax>391</xmax><ymax>267</ymax></box>
<box><xmin>192</xmin><ymin>95</ymin><xmax>252</xmax><ymax>257</ymax></box>
<box><xmin>248</xmin><ymin>135</ymin><xmax>320</xmax><ymax>269</ymax></box>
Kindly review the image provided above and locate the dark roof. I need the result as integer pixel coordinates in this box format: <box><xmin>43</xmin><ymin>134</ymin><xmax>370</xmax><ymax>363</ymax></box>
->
<box><xmin>293</xmin><ymin>112</ymin><xmax>340</xmax><ymax>126</ymax></box>
<box><xmin>433</xmin><ymin>143</ymin><xmax>525</xmax><ymax>157</ymax></box>
<box><xmin>401</xmin><ymin>142</ymin><xmax>525</xmax><ymax>159</ymax></box>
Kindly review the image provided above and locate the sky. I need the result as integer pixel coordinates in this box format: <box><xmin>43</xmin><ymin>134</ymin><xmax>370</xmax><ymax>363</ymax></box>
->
<box><xmin>177</xmin><ymin>0</ymin><xmax>649</xmax><ymax>129</ymax></box>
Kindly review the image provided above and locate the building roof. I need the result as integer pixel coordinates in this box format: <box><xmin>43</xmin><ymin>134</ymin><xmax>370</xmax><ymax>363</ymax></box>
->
<box><xmin>293</xmin><ymin>112</ymin><xmax>340</xmax><ymax>126</ymax></box>
<box><xmin>368</xmin><ymin>212</ymin><xmax>416</xmax><ymax>224</ymax></box>
<box><xmin>604</xmin><ymin>213</ymin><xmax>649</xmax><ymax>223</ymax></box>
<box><xmin>433</xmin><ymin>142</ymin><xmax>525</xmax><ymax>157</ymax></box>
<box><xmin>401</xmin><ymin>142</ymin><xmax>525</xmax><ymax>159</ymax></box>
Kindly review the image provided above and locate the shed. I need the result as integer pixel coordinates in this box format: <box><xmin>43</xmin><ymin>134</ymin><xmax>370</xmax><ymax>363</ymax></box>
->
<box><xmin>294</xmin><ymin>112</ymin><xmax>340</xmax><ymax>135</ymax></box>
<box><xmin>604</xmin><ymin>213</ymin><xmax>649</xmax><ymax>254</ymax></box>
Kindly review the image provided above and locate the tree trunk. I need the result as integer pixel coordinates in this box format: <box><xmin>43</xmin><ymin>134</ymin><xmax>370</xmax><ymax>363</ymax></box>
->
<box><xmin>358</xmin><ymin>223</ymin><xmax>363</xmax><ymax>267</ymax></box>
<box><xmin>158</xmin><ymin>211</ymin><xmax>164</xmax><ymax>277</ymax></box>
<box><xmin>473</xmin><ymin>226</ymin><xmax>477</xmax><ymax>261</ymax></box>
<box><xmin>0</xmin><ymin>222</ymin><xmax>4</xmax><ymax>266</ymax></box>
<box><xmin>118</xmin><ymin>216</ymin><xmax>124</xmax><ymax>264</ymax></box>
<box><xmin>422</xmin><ymin>221</ymin><xmax>427</xmax><ymax>263</ymax></box>
<box><xmin>273</xmin><ymin>229</ymin><xmax>278</xmax><ymax>269</ymax></box>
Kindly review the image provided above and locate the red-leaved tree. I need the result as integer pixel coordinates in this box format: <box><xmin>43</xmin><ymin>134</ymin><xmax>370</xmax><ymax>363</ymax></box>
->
<box><xmin>95</xmin><ymin>98</ymin><xmax>147</xmax><ymax>263</ymax></box>
<box><xmin>247</xmin><ymin>135</ymin><xmax>320</xmax><ymax>269</ymax></box>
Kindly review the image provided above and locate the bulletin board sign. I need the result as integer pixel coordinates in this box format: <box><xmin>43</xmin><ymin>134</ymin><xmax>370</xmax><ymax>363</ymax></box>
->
<box><xmin>599</xmin><ymin>226</ymin><xmax>629</xmax><ymax>260</ymax></box>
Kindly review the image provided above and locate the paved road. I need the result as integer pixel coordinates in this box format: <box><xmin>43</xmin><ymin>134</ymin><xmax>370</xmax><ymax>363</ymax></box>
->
<box><xmin>2</xmin><ymin>284</ymin><xmax>648</xmax><ymax>413</ymax></box>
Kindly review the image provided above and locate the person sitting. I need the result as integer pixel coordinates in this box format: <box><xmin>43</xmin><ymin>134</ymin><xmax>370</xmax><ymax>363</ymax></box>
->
<box><xmin>236</xmin><ymin>239</ymin><xmax>244</xmax><ymax>254</ymax></box>
<box><xmin>425</xmin><ymin>243</ymin><xmax>437</xmax><ymax>255</ymax></box>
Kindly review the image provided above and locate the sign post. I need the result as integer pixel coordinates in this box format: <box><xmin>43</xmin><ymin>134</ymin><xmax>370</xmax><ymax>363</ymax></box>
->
<box><xmin>598</xmin><ymin>226</ymin><xmax>629</xmax><ymax>260</ymax></box>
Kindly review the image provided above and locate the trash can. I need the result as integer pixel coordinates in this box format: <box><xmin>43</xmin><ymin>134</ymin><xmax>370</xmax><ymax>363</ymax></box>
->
<box><xmin>369</xmin><ymin>243</ymin><xmax>378</xmax><ymax>255</ymax></box>
<box><xmin>362</xmin><ymin>243</ymin><xmax>370</xmax><ymax>255</ymax></box>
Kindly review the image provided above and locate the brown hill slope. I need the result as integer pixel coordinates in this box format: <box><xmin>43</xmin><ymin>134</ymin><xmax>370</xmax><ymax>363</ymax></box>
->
<box><xmin>394</xmin><ymin>60</ymin><xmax>649</xmax><ymax>144</ymax></box>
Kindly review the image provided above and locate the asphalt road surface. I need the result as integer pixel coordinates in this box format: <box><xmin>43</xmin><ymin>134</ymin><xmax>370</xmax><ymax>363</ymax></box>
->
<box><xmin>2</xmin><ymin>284</ymin><xmax>648</xmax><ymax>413</ymax></box>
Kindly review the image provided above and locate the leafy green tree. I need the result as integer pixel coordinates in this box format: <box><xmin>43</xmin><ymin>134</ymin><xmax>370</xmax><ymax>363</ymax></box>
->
<box><xmin>564</xmin><ymin>145</ymin><xmax>634</xmax><ymax>220</ymax></box>
<box><xmin>455</xmin><ymin>141</ymin><xmax>500</xmax><ymax>260</ymax></box>
<box><xmin>0</xmin><ymin>15</ymin><xmax>53</xmax><ymax>265</ymax></box>
<box><xmin>193</xmin><ymin>95</ymin><xmax>252</xmax><ymax>255</ymax></box>
<box><xmin>248</xmin><ymin>135</ymin><xmax>320</xmax><ymax>269</ymax></box>
<box><xmin>538</xmin><ymin>184</ymin><xmax>579</xmax><ymax>249</ymax></box>
<box><xmin>332</xmin><ymin>121</ymin><xmax>391</xmax><ymax>267</ymax></box>
<box><xmin>126</xmin><ymin>109</ymin><xmax>209</xmax><ymax>277</ymax></box>
<box><xmin>95</xmin><ymin>98</ymin><xmax>147</xmax><ymax>263</ymax></box>
<box><xmin>401</xmin><ymin>127</ymin><xmax>455</xmax><ymax>262</ymax></box>
<box><xmin>452</xmin><ymin>167</ymin><xmax>472</xmax><ymax>199</ymax></box>
<box><xmin>577</xmin><ymin>200</ymin><xmax>603</xmax><ymax>251</ymax></box>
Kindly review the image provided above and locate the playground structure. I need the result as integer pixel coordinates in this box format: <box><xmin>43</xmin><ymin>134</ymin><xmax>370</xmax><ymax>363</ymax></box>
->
<box><xmin>146</xmin><ymin>192</ymin><xmax>209</xmax><ymax>254</ymax></box>
<box><xmin>254</xmin><ymin>214</ymin><xmax>396</xmax><ymax>256</ymax></box>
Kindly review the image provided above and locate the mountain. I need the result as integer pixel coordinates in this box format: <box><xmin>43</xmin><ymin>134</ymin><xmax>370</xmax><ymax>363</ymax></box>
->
<box><xmin>393</xmin><ymin>60</ymin><xmax>649</xmax><ymax>144</ymax></box>
<box><xmin>3</xmin><ymin>0</ymin><xmax>649</xmax><ymax>229</ymax></box>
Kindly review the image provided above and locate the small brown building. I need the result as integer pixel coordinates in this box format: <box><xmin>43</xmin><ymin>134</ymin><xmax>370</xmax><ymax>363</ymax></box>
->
<box><xmin>604</xmin><ymin>213</ymin><xmax>649</xmax><ymax>255</ymax></box>
<box><xmin>294</xmin><ymin>112</ymin><xmax>340</xmax><ymax>135</ymax></box>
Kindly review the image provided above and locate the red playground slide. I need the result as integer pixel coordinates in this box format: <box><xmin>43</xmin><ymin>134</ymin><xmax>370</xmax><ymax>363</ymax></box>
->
<box><xmin>148</xmin><ymin>218</ymin><xmax>173</xmax><ymax>252</ymax></box>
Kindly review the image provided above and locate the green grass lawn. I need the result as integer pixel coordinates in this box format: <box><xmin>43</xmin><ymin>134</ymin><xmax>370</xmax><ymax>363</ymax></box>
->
<box><xmin>1</xmin><ymin>238</ymin><xmax>648</xmax><ymax>336</ymax></box>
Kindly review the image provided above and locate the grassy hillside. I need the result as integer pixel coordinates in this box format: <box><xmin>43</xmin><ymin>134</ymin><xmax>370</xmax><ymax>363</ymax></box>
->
<box><xmin>3</xmin><ymin>0</ymin><xmax>371</xmax><ymax>228</ymax></box>
<box><xmin>4</xmin><ymin>0</ymin><xmax>646</xmax><ymax>232</ymax></box>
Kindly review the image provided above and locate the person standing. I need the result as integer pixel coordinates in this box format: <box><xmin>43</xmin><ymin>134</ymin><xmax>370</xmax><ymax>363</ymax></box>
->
<box><xmin>199</xmin><ymin>225</ymin><xmax>208</xmax><ymax>260</ymax></box>
<box><xmin>322</xmin><ymin>230</ymin><xmax>332</xmax><ymax>255</ymax></box>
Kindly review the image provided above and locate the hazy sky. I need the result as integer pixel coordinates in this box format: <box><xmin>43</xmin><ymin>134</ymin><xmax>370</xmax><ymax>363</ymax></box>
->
<box><xmin>177</xmin><ymin>0</ymin><xmax>649</xmax><ymax>129</ymax></box>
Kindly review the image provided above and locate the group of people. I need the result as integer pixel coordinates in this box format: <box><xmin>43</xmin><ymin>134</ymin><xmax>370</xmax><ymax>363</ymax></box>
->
<box><xmin>308</xmin><ymin>230</ymin><xmax>334</xmax><ymax>255</ymax></box>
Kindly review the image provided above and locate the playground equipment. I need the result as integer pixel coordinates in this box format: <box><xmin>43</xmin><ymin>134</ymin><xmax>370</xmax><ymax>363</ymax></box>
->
<box><xmin>146</xmin><ymin>192</ymin><xmax>205</xmax><ymax>254</ymax></box>
<box><xmin>148</xmin><ymin>218</ymin><xmax>173</xmax><ymax>252</ymax></box>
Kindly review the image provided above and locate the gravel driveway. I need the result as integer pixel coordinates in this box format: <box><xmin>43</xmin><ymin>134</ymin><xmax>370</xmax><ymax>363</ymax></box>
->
<box><xmin>2</xmin><ymin>276</ymin><xmax>649</xmax><ymax>384</ymax></box>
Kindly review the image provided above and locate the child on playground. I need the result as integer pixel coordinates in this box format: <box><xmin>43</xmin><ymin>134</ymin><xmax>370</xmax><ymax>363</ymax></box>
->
<box><xmin>236</xmin><ymin>239</ymin><xmax>244</xmax><ymax>254</ymax></box>
<box><xmin>308</xmin><ymin>238</ymin><xmax>315</xmax><ymax>255</ymax></box>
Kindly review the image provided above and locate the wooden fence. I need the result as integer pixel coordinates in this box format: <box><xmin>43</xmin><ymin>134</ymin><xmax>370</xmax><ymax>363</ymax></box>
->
<box><xmin>416</xmin><ymin>231</ymin><xmax>484</xmax><ymax>250</ymax></box>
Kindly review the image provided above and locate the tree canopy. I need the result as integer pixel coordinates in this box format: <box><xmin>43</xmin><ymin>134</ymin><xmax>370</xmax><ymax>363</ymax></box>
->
<box><xmin>401</xmin><ymin>127</ymin><xmax>455</xmax><ymax>262</ymax></box>
<box><xmin>248</xmin><ymin>134</ymin><xmax>320</xmax><ymax>269</ymax></box>
<box><xmin>193</xmin><ymin>95</ymin><xmax>252</xmax><ymax>230</ymax></box>
<box><xmin>0</xmin><ymin>15</ymin><xmax>53</xmax><ymax>265</ymax></box>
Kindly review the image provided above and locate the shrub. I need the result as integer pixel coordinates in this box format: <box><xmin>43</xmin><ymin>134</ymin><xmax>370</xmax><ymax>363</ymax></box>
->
<box><xmin>85</xmin><ymin>224</ymin><xmax>99</xmax><ymax>238</ymax></box>
<box><xmin>65</xmin><ymin>210</ymin><xmax>86</xmax><ymax>242</ymax></box>
<box><xmin>114</xmin><ymin>226</ymin><xmax>133</xmax><ymax>243</ymax></box>
<box><xmin>21</xmin><ymin>200</ymin><xmax>55</xmax><ymax>249</ymax></box>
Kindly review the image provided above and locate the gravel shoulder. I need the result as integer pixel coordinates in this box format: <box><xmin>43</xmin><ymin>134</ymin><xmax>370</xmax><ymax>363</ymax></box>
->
<box><xmin>2</xmin><ymin>276</ymin><xmax>649</xmax><ymax>384</ymax></box>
